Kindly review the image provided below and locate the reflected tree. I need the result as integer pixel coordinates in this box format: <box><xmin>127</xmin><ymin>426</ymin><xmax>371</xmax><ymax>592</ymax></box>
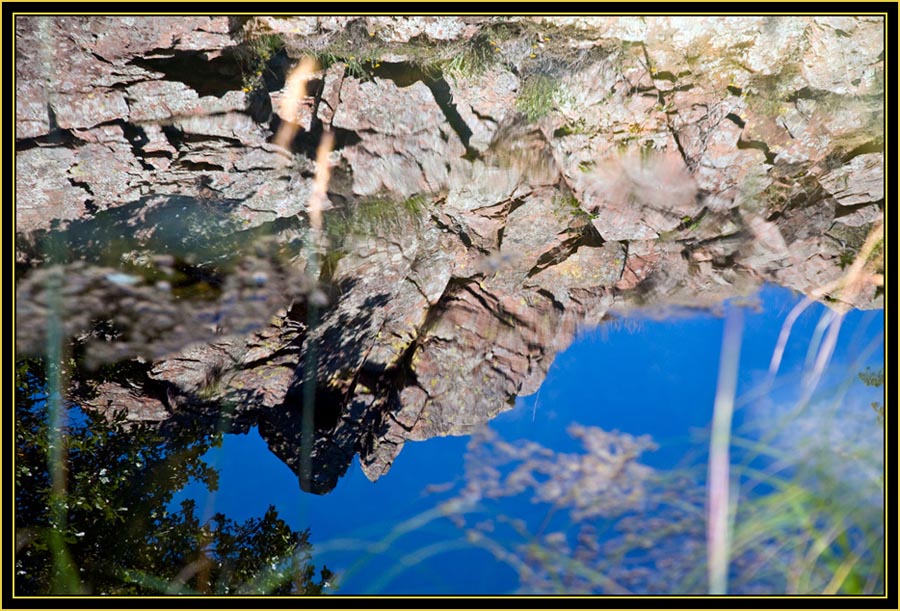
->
<box><xmin>14</xmin><ymin>359</ymin><xmax>333</xmax><ymax>596</ymax></box>
<box><xmin>436</xmin><ymin>413</ymin><xmax>884</xmax><ymax>595</ymax></box>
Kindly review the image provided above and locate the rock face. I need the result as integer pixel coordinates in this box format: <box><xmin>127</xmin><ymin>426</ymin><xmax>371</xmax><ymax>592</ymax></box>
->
<box><xmin>15</xmin><ymin>16</ymin><xmax>884</xmax><ymax>494</ymax></box>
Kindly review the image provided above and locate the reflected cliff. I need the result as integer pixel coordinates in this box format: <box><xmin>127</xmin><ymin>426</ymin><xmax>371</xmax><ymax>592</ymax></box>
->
<box><xmin>15</xmin><ymin>138</ymin><xmax>883</xmax><ymax>494</ymax></box>
<box><xmin>15</xmin><ymin>16</ymin><xmax>884</xmax><ymax>497</ymax></box>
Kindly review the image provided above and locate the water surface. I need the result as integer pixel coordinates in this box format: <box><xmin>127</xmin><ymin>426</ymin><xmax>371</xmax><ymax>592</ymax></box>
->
<box><xmin>172</xmin><ymin>284</ymin><xmax>884</xmax><ymax>594</ymax></box>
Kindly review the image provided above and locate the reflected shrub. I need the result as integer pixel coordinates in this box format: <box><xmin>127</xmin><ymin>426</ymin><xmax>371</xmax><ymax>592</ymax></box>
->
<box><xmin>437</xmin><ymin>407</ymin><xmax>884</xmax><ymax>595</ymax></box>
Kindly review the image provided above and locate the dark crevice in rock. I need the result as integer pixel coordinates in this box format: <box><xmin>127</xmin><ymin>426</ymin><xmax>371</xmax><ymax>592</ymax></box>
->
<box><xmin>47</xmin><ymin>103</ymin><xmax>60</xmax><ymax>132</ymax></box>
<box><xmin>178</xmin><ymin>159</ymin><xmax>227</xmax><ymax>172</ymax></box>
<box><xmin>128</xmin><ymin>49</ymin><xmax>246</xmax><ymax>98</ymax></box>
<box><xmin>534</xmin><ymin>287</ymin><xmax>566</xmax><ymax>312</ymax></box>
<box><xmin>765</xmin><ymin>207</ymin><xmax>783</xmax><ymax>223</ymax></box>
<box><xmin>843</xmin><ymin>138</ymin><xmax>884</xmax><ymax>162</ymax></box>
<box><xmin>180</xmin><ymin>131</ymin><xmax>244</xmax><ymax>147</ymax></box>
<box><xmin>681</xmin><ymin>228</ymin><xmax>748</xmax><ymax>262</ymax></box>
<box><xmin>279</xmin><ymin>375</ymin><xmax>344</xmax><ymax>433</ymax></box>
<box><xmin>67</xmin><ymin>176</ymin><xmax>94</xmax><ymax>196</ymax></box>
<box><xmin>822</xmin><ymin>230</ymin><xmax>849</xmax><ymax>250</ymax></box>
<box><xmin>778</xmin><ymin>116</ymin><xmax>796</xmax><ymax>139</ymax></box>
<box><xmin>120</xmin><ymin>121</ymin><xmax>150</xmax><ymax>148</ymax></box>
<box><xmin>369</xmin><ymin>61</ymin><xmax>428</xmax><ymax>87</ymax></box>
<box><xmin>389</xmin><ymin>337</ymin><xmax>425</xmax><ymax>391</ymax></box>
<box><xmin>618</xmin><ymin>240</ymin><xmax>630</xmax><ymax>279</ymax></box>
<box><xmin>67</xmin><ymin>176</ymin><xmax>97</xmax><ymax>214</ymax></box>
<box><xmin>527</xmin><ymin>223</ymin><xmax>604</xmax><ymax>278</ymax></box>
<box><xmin>227</xmin><ymin>16</ymin><xmax>253</xmax><ymax>33</ymax></box>
<box><xmin>652</xmin><ymin>70</ymin><xmax>694</xmax><ymax>93</ymax></box>
<box><xmin>711</xmin><ymin>251</ymin><xmax>741</xmax><ymax>270</ymax></box>
<box><xmin>161</xmin><ymin>124</ymin><xmax>185</xmax><ymax>148</ymax></box>
<box><xmin>332</xmin><ymin>127</ymin><xmax>363</xmax><ymax>150</ymax></box>
<box><xmin>725</xmin><ymin>113</ymin><xmax>746</xmax><ymax>128</ymax></box>
<box><xmin>459</xmin><ymin>284</ymin><xmax>516</xmax><ymax>329</ymax></box>
<box><xmin>432</xmin><ymin>215</ymin><xmax>475</xmax><ymax>250</ymax></box>
<box><xmin>580</xmin><ymin>221</ymin><xmax>605</xmax><ymax>247</ymax></box>
<box><xmin>470</xmin><ymin>107</ymin><xmax>499</xmax><ymax>123</ymax></box>
<box><xmin>505</xmin><ymin>195</ymin><xmax>528</xmax><ymax>217</ymax></box>
<box><xmin>142</xmin><ymin>150</ymin><xmax>176</xmax><ymax>162</ymax></box>
<box><xmin>386</xmin><ymin>410</ymin><xmax>415</xmax><ymax>433</ymax></box>
<box><xmin>737</xmin><ymin>138</ymin><xmax>777</xmax><ymax>164</ymax></box>
<box><xmin>258</xmin><ymin>48</ymin><xmax>292</xmax><ymax>93</ymax></box>
<box><xmin>247</xmin><ymin>87</ymin><xmax>274</xmax><ymax>124</ymax></box>
<box><xmin>370</xmin><ymin>61</ymin><xmax>478</xmax><ymax>158</ymax></box>
<box><xmin>16</xmin><ymin>127</ymin><xmax>80</xmax><ymax>151</ymax></box>
<box><xmin>269</xmin><ymin>83</ymin><xmax>360</xmax><ymax>159</ymax></box>
<box><xmin>114</xmin><ymin>120</ymin><xmax>156</xmax><ymax>171</ymax></box>
<box><xmin>496</xmin><ymin>225</ymin><xmax>506</xmax><ymax>251</ymax></box>
<box><xmin>417</xmin><ymin>277</ymin><xmax>470</xmax><ymax>335</ymax></box>
<box><xmin>88</xmin><ymin>51</ymin><xmax>116</xmax><ymax>66</ymax></box>
<box><xmin>284</xmin><ymin>300</ymin><xmax>311</xmax><ymax>327</ymax></box>
<box><xmin>673</xmin><ymin>207</ymin><xmax>710</xmax><ymax>236</ymax></box>
<box><xmin>627</xmin><ymin>84</ymin><xmax>659</xmax><ymax>96</ymax></box>
<box><xmin>786</xmin><ymin>86</ymin><xmax>831</xmax><ymax>103</ymax></box>
<box><xmin>406</xmin><ymin>275</ymin><xmax>433</xmax><ymax>306</ymax></box>
<box><xmin>667</xmin><ymin>119</ymin><xmax>695</xmax><ymax>169</ymax></box>
<box><xmin>835</xmin><ymin>199</ymin><xmax>884</xmax><ymax>219</ymax></box>
<box><xmin>424</xmin><ymin>76</ymin><xmax>478</xmax><ymax>158</ymax></box>
<box><xmin>237</xmin><ymin>349</ymin><xmax>301</xmax><ymax>372</ymax></box>
<box><xmin>727</xmin><ymin>85</ymin><xmax>743</xmax><ymax>96</ymax></box>
<box><xmin>651</xmin><ymin>70</ymin><xmax>678</xmax><ymax>82</ymax></box>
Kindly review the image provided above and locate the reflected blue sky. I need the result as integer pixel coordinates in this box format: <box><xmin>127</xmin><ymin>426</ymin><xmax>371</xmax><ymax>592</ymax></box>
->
<box><xmin>171</xmin><ymin>284</ymin><xmax>884</xmax><ymax>595</ymax></box>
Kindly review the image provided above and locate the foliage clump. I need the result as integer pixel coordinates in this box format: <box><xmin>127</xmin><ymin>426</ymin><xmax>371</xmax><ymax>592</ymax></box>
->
<box><xmin>15</xmin><ymin>360</ymin><xmax>333</xmax><ymax>595</ymax></box>
<box><xmin>238</xmin><ymin>33</ymin><xmax>286</xmax><ymax>91</ymax></box>
<box><xmin>516</xmin><ymin>74</ymin><xmax>561</xmax><ymax>123</ymax></box>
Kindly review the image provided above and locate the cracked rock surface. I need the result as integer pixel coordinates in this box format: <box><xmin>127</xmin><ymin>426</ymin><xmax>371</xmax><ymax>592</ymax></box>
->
<box><xmin>15</xmin><ymin>16</ymin><xmax>884</xmax><ymax>494</ymax></box>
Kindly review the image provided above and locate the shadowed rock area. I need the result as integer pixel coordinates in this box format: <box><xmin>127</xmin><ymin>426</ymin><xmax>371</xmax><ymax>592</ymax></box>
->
<box><xmin>15</xmin><ymin>16</ymin><xmax>884</xmax><ymax>494</ymax></box>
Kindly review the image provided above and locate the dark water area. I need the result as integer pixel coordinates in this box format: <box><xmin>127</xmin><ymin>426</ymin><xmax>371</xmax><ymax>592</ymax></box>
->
<box><xmin>170</xmin><ymin>285</ymin><xmax>884</xmax><ymax>594</ymax></box>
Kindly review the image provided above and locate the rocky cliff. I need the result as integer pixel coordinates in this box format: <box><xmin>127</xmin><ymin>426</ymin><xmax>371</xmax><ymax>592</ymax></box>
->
<box><xmin>15</xmin><ymin>16</ymin><xmax>884</xmax><ymax>493</ymax></box>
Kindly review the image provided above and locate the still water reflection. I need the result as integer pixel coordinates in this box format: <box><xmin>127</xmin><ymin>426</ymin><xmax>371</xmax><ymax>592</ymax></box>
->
<box><xmin>170</xmin><ymin>285</ymin><xmax>884</xmax><ymax>595</ymax></box>
<box><xmin>15</xmin><ymin>14</ymin><xmax>886</xmax><ymax>597</ymax></box>
<box><xmin>14</xmin><ymin>198</ymin><xmax>885</xmax><ymax>595</ymax></box>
